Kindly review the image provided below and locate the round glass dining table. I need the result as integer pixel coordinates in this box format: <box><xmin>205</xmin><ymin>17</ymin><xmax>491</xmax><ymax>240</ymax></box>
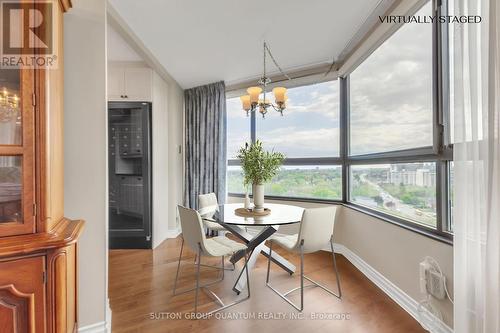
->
<box><xmin>209</xmin><ymin>203</ymin><xmax>304</xmax><ymax>226</ymax></box>
<box><xmin>202</xmin><ymin>203</ymin><xmax>304</xmax><ymax>294</ymax></box>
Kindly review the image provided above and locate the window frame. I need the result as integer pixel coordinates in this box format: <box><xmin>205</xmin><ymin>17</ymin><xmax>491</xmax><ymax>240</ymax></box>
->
<box><xmin>227</xmin><ymin>79</ymin><xmax>344</xmax><ymax>202</ymax></box>
<box><xmin>227</xmin><ymin>0</ymin><xmax>453</xmax><ymax>244</ymax></box>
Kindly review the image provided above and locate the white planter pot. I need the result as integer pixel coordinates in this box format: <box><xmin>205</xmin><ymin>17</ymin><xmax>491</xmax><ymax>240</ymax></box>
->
<box><xmin>252</xmin><ymin>183</ymin><xmax>265</xmax><ymax>212</ymax></box>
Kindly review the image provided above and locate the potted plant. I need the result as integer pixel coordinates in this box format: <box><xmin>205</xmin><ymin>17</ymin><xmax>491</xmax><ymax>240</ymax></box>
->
<box><xmin>237</xmin><ymin>140</ymin><xmax>285</xmax><ymax>212</ymax></box>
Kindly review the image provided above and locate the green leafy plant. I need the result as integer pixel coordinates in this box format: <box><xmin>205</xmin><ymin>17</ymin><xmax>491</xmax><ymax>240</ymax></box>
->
<box><xmin>237</xmin><ymin>140</ymin><xmax>285</xmax><ymax>186</ymax></box>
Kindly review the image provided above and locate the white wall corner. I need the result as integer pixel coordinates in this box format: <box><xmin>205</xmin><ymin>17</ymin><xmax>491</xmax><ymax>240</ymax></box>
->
<box><xmin>106</xmin><ymin>298</ymin><xmax>112</xmax><ymax>332</ymax></box>
<box><xmin>330</xmin><ymin>243</ymin><xmax>453</xmax><ymax>333</ymax></box>
<box><xmin>78</xmin><ymin>299</ymin><xmax>112</xmax><ymax>333</ymax></box>
<box><xmin>78</xmin><ymin>322</ymin><xmax>108</xmax><ymax>333</ymax></box>
<box><xmin>167</xmin><ymin>227</ymin><xmax>181</xmax><ymax>239</ymax></box>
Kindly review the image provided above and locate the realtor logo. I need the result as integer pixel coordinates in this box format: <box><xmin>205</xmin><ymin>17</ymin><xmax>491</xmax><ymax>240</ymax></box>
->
<box><xmin>1</xmin><ymin>0</ymin><xmax>57</xmax><ymax>68</ymax></box>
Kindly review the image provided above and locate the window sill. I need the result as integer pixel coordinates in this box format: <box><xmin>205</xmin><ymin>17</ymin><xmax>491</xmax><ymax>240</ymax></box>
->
<box><xmin>227</xmin><ymin>193</ymin><xmax>453</xmax><ymax>245</ymax></box>
<box><xmin>228</xmin><ymin>193</ymin><xmax>343</xmax><ymax>205</ymax></box>
<box><xmin>344</xmin><ymin>203</ymin><xmax>453</xmax><ymax>245</ymax></box>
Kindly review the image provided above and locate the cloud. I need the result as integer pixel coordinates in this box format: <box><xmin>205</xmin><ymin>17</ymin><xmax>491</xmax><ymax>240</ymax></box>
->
<box><xmin>227</xmin><ymin>3</ymin><xmax>434</xmax><ymax>157</ymax></box>
<box><xmin>259</xmin><ymin>126</ymin><xmax>339</xmax><ymax>157</ymax></box>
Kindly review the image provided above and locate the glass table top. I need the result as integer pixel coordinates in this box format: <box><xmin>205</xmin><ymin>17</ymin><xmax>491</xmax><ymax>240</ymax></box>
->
<box><xmin>203</xmin><ymin>203</ymin><xmax>304</xmax><ymax>226</ymax></box>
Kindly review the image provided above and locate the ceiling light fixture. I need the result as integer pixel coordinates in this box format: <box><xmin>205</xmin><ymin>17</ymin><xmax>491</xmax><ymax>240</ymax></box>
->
<box><xmin>240</xmin><ymin>42</ymin><xmax>291</xmax><ymax>118</ymax></box>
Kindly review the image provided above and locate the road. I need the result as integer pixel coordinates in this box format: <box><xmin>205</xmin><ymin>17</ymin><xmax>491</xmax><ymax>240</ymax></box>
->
<box><xmin>358</xmin><ymin>174</ymin><xmax>435</xmax><ymax>225</ymax></box>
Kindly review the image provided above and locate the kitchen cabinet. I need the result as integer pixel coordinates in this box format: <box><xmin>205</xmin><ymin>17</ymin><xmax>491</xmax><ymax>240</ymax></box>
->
<box><xmin>108</xmin><ymin>65</ymin><xmax>152</xmax><ymax>102</ymax></box>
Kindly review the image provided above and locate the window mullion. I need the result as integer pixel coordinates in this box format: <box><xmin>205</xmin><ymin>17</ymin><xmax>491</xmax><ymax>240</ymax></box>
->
<box><xmin>340</xmin><ymin>76</ymin><xmax>349</xmax><ymax>203</ymax></box>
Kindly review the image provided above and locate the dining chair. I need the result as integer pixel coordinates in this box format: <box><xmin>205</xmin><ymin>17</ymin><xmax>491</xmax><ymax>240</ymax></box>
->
<box><xmin>266</xmin><ymin>206</ymin><xmax>342</xmax><ymax>311</ymax></box>
<box><xmin>198</xmin><ymin>193</ymin><xmax>228</xmax><ymax>236</ymax></box>
<box><xmin>173</xmin><ymin>206</ymin><xmax>251</xmax><ymax>315</ymax></box>
<box><xmin>197</xmin><ymin>193</ymin><xmax>235</xmax><ymax>271</ymax></box>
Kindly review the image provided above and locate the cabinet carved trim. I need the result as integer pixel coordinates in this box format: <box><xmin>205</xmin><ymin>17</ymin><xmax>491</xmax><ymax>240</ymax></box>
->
<box><xmin>0</xmin><ymin>284</ymin><xmax>34</xmax><ymax>333</ymax></box>
<box><xmin>0</xmin><ymin>218</ymin><xmax>84</xmax><ymax>258</ymax></box>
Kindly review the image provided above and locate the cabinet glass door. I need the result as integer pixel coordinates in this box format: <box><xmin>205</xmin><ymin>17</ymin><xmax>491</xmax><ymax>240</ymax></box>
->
<box><xmin>0</xmin><ymin>69</ymin><xmax>22</xmax><ymax>145</ymax></box>
<box><xmin>0</xmin><ymin>68</ymin><xmax>35</xmax><ymax>236</ymax></box>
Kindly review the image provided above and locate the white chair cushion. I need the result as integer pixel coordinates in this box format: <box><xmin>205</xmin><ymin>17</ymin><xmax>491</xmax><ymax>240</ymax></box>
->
<box><xmin>270</xmin><ymin>234</ymin><xmax>299</xmax><ymax>251</ymax></box>
<box><xmin>203</xmin><ymin>219</ymin><xmax>227</xmax><ymax>232</ymax></box>
<box><xmin>204</xmin><ymin>236</ymin><xmax>246</xmax><ymax>257</ymax></box>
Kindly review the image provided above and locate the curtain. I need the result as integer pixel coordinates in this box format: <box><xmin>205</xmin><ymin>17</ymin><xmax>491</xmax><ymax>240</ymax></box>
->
<box><xmin>453</xmin><ymin>0</ymin><xmax>500</xmax><ymax>332</ymax></box>
<box><xmin>184</xmin><ymin>81</ymin><xmax>227</xmax><ymax>210</ymax></box>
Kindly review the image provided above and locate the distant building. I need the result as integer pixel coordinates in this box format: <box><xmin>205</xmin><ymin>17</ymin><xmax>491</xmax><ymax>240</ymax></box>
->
<box><xmin>388</xmin><ymin>163</ymin><xmax>435</xmax><ymax>187</ymax></box>
<box><xmin>416</xmin><ymin>169</ymin><xmax>436</xmax><ymax>187</ymax></box>
<box><xmin>389</xmin><ymin>168</ymin><xmax>416</xmax><ymax>186</ymax></box>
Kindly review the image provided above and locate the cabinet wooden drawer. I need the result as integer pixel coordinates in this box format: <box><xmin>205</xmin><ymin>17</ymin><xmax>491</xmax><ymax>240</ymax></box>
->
<box><xmin>0</xmin><ymin>256</ymin><xmax>45</xmax><ymax>333</ymax></box>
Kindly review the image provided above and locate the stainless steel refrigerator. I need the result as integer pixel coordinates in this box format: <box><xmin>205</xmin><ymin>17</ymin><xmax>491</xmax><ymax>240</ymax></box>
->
<box><xmin>108</xmin><ymin>102</ymin><xmax>152</xmax><ymax>249</ymax></box>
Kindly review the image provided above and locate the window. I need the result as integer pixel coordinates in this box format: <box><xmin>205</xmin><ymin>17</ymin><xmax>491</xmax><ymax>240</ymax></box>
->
<box><xmin>350</xmin><ymin>163</ymin><xmax>437</xmax><ymax>227</ymax></box>
<box><xmin>345</xmin><ymin>0</ymin><xmax>452</xmax><ymax>240</ymax></box>
<box><xmin>227</xmin><ymin>97</ymin><xmax>250</xmax><ymax>159</ymax></box>
<box><xmin>349</xmin><ymin>2</ymin><xmax>433</xmax><ymax>155</ymax></box>
<box><xmin>227</xmin><ymin>165</ymin><xmax>246</xmax><ymax>194</ymax></box>
<box><xmin>227</xmin><ymin>80</ymin><xmax>343</xmax><ymax>201</ymax></box>
<box><xmin>226</xmin><ymin>0</ymin><xmax>454</xmax><ymax>242</ymax></box>
<box><xmin>266</xmin><ymin>165</ymin><xmax>342</xmax><ymax>200</ymax></box>
<box><xmin>448</xmin><ymin>162</ymin><xmax>454</xmax><ymax>232</ymax></box>
<box><xmin>257</xmin><ymin>81</ymin><xmax>340</xmax><ymax>157</ymax></box>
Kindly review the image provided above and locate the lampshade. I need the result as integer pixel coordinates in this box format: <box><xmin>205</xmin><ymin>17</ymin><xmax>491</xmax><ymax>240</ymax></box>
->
<box><xmin>240</xmin><ymin>95</ymin><xmax>251</xmax><ymax>111</ymax></box>
<box><xmin>272</xmin><ymin>87</ymin><xmax>287</xmax><ymax>103</ymax></box>
<box><xmin>247</xmin><ymin>86</ymin><xmax>262</xmax><ymax>104</ymax></box>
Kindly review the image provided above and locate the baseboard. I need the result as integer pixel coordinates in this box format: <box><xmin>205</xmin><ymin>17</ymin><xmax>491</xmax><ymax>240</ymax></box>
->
<box><xmin>78</xmin><ymin>321</ymin><xmax>108</xmax><ymax>333</ymax></box>
<box><xmin>78</xmin><ymin>299</ymin><xmax>112</xmax><ymax>333</ymax></box>
<box><xmin>166</xmin><ymin>227</ymin><xmax>181</xmax><ymax>238</ymax></box>
<box><xmin>245</xmin><ymin>228</ymin><xmax>452</xmax><ymax>332</ymax></box>
<box><xmin>106</xmin><ymin>298</ymin><xmax>112</xmax><ymax>332</ymax></box>
<box><xmin>331</xmin><ymin>243</ymin><xmax>453</xmax><ymax>333</ymax></box>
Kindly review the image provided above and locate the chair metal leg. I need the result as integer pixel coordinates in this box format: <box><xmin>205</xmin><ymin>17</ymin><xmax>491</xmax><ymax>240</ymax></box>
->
<box><xmin>195</xmin><ymin>230</ymin><xmax>234</xmax><ymax>272</ymax></box>
<box><xmin>244</xmin><ymin>250</ymin><xmax>251</xmax><ymax>299</ymax></box>
<box><xmin>202</xmin><ymin>249</ymin><xmax>251</xmax><ymax>316</ymax></box>
<box><xmin>266</xmin><ymin>241</ymin><xmax>272</xmax><ymax>283</ymax></box>
<box><xmin>172</xmin><ymin>238</ymin><xmax>185</xmax><ymax>295</ymax></box>
<box><xmin>221</xmin><ymin>256</ymin><xmax>225</xmax><ymax>279</ymax></box>
<box><xmin>173</xmin><ymin>241</ymin><xmax>224</xmax><ymax>297</ymax></box>
<box><xmin>194</xmin><ymin>245</ymin><xmax>201</xmax><ymax>314</ymax></box>
<box><xmin>300</xmin><ymin>241</ymin><xmax>304</xmax><ymax>310</ymax></box>
<box><xmin>194</xmin><ymin>253</ymin><xmax>235</xmax><ymax>271</ymax></box>
<box><xmin>330</xmin><ymin>236</ymin><xmax>342</xmax><ymax>298</ymax></box>
<box><xmin>266</xmin><ymin>238</ymin><xmax>341</xmax><ymax>312</ymax></box>
<box><xmin>266</xmin><ymin>240</ymin><xmax>304</xmax><ymax>311</ymax></box>
<box><xmin>173</xmin><ymin>244</ymin><xmax>252</xmax><ymax>316</ymax></box>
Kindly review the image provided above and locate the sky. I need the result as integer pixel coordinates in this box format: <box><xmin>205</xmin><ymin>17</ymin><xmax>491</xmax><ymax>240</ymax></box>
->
<box><xmin>227</xmin><ymin>2</ymin><xmax>433</xmax><ymax>159</ymax></box>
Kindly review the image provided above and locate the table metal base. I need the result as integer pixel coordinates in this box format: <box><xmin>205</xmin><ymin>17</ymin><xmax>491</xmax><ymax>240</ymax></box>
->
<box><xmin>220</xmin><ymin>223</ymin><xmax>297</xmax><ymax>294</ymax></box>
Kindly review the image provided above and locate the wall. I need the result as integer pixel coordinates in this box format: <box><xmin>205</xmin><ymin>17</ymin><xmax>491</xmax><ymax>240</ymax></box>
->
<box><xmin>167</xmin><ymin>82</ymin><xmax>184</xmax><ymax>231</ymax></box>
<box><xmin>228</xmin><ymin>196</ymin><xmax>453</xmax><ymax>328</ymax></box>
<box><xmin>337</xmin><ymin>207</ymin><xmax>453</xmax><ymax>328</ymax></box>
<box><xmin>106</xmin><ymin>5</ymin><xmax>184</xmax><ymax>235</ymax></box>
<box><xmin>64</xmin><ymin>0</ymin><xmax>108</xmax><ymax>329</ymax></box>
<box><xmin>151</xmin><ymin>72</ymin><xmax>169</xmax><ymax>248</ymax></box>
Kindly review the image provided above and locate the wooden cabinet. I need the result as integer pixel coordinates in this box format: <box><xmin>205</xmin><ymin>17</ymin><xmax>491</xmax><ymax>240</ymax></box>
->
<box><xmin>108</xmin><ymin>65</ymin><xmax>152</xmax><ymax>101</ymax></box>
<box><xmin>0</xmin><ymin>256</ymin><xmax>45</xmax><ymax>333</ymax></box>
<box><xmin>0</xmin><ymin>1</ymin><xmax>84</xmax><ymax>332</ymax></box>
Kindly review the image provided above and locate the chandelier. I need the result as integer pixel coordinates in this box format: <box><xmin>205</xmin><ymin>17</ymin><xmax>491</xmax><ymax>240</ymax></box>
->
<box><xmin>0</xmin><ymin>87</ymin><xmax>20</xmax><ymax>122</ymax></box>
<box><xmin>240</xmin><ymin>42</ymin><xmax>290</xmax><ymax>118</ymax></box>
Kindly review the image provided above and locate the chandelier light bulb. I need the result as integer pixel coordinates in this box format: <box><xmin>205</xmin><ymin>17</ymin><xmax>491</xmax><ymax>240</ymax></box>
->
<box><xmin>272</xmin><ymin>87</ymin><xmax>287</xmax><ymax>103</ymax></box>
<box><xmin>241</xmin><ymin>42</ymin><xmax>290</xmax><ymax>117</ymax></box>
<box><xmin>247</xmin><ymin>87</ymin><xmax>262</xmax><ymax>104</ymax></box>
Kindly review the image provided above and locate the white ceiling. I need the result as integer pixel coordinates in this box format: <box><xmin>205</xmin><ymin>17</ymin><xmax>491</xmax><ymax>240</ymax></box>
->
<box><xmin>107</xmin><ymin>23</ymin><xmax>143</xmax><ymax>62</ymax></box>
<box><xmin>108</xmin><ymin>0</ymin><xmax>381</xmax><ymax>89</ymax></box>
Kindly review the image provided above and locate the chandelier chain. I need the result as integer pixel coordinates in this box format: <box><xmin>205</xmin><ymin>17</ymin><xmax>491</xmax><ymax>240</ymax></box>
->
<box><xmin>264</xmin><ymin>42</ymin><xmax>291</xmax><ymax>81</ymax></box>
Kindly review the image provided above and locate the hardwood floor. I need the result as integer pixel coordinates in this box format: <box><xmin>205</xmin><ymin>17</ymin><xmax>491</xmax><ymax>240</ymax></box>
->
<box><xmin>109</xmin><ymin>236</ymin><xmax>425</xmax><ymax>333</ymax></box>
